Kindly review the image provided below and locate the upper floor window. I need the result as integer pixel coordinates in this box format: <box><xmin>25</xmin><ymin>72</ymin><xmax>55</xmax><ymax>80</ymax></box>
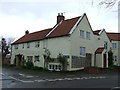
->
<box><xmin>80</xmin><ymin>47</ymin><xmax>86</xmax><ymax>56</ymax></box>
<box><xmin>86</xmin><ymin>32</ymin><xmax>90</xmax><ymax>40</ymax></box>
<box><xmin>104</xmin><ymin>41</ymin><xmax>108</xmax><ymax>49</ymax></box>
<box><xmin>14</xmin><ymin>44</ymin><xmax>18</xmax><ymax>49</ymax></box>
<box><xmin>27</xmin><ymin>42</ymin><xmax>30</xmax><ymax>48</ymax></box>
<box><xmin>80</xmin><ymin>30</ymin><xmax>84</xmax><ymax>38</ymax></box>
<box><xmin>112</xmin><ymin>43</ymin><xmax>117</xmax><ymax>49</ymax></box>
<box><xmin>22</xmin><ymin>44</ymin><xmax>24</xmax><ymax>49</ymax></box>
<box><xmin>35</xmin><ymin>41</ymin><xmax>40</xmax><ymax>48</ymax></box>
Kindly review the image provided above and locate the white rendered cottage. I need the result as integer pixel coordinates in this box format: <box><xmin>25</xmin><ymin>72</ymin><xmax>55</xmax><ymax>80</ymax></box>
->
<box><xmin>11</xmin><ymin>13</ymin><xmax>112</xmax><ymax>71</ymax></box>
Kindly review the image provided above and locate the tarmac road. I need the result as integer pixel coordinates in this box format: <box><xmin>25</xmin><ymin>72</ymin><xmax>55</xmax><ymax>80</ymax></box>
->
<box><xmin>1</xmin><ymin>67</ymin><xmax>120</xmax><ymax>89</ymax></box>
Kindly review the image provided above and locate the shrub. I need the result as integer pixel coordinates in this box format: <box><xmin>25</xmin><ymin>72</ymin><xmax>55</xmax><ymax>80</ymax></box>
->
<box><xmin>25</xmin><ymin>61</ymin><xmax>34</xmax><ymax>69</ymax></box>
<box><xmin>32</xmin><ymin>66</ymin><xmax>43</xmax><ymax>70</ymax></box>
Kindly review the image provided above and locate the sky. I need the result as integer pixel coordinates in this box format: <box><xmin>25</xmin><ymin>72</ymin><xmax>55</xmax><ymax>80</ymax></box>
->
<box><xmin>0</xmin><ymin>0</ymin><xmax>119</xmax><ymax>40</ymax></box>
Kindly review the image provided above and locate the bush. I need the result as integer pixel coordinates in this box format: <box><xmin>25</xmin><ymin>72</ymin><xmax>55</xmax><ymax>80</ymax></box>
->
<box><xmin>32</xmin><ymin>66</ymin><xmax>43</xmax><ymax>70</ymax></box>
<box><xmin>25</xmin><ymin>61</ymin><xmax>34</xmax><ymax>69</ymax></box>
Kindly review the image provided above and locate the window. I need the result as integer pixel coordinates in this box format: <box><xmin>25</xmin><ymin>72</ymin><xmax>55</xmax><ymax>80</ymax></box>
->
<box><xmin>34</xmin><ymin>56</ymin><xmax>39</xmax><ymax>62</ymax></box>
<box><xmin>113</xmin><ymin>56</ymin><xmax>117</xmax><ymax>61</ymax></box>
<box><xmin>80</xmin><ymin>47</ymin><xmax>86</xmax><ymax>56</ymax></box>
<box><xmin>112</xmin><ymin>43</ymin><xmax>117</xmax><ymax>49</ymax></box>
<box><xmin>27</xmin><ymin>56</ymin><xmax>33</xmax><ymax>61</ymax></box>
<box><xmin>14</xmin><ymin>44</ymin><xmax>18</xmax><ymax>49</ymax></box>
<box><xmin>80</xmin><ymin>30</ymin><xmax>84</xmax><ymax>38</ymax></box>
<box><xmin>86</xmin><ymin>32</ymin><xmax>90</xmax><ymax>40</ymax></box>
<box><xmin>35</xmin><ymin>41</ymin><xmax>40</xmax><ymax>48</ymax></box>
<box><xmin>27</xmin><ymin>42</ymin><xmax>30</xmax><ymax>48</ymax></box>
<box><xmin>48</xmin><ymin>64</ymin><xmax>62</xmax><ymax>71</ymax></box>
<box><xmin>104</xmin><ymin>41</ymin><xmax>108</xmax><ymax>49</ymax></box>
<box><xmin>22</xmin><ymin>44</ymin><xmax>24</xmax><ymax>49</ymax></box>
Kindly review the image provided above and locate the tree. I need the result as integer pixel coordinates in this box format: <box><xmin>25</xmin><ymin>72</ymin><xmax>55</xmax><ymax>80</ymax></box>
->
<box><xmin>98</xmin><ymin>0</ymin><xmax>117</xmax><ymax>8</ymax></box>
<box><xmin>108</xmin><ymin>48</ymin><xmax>113</xmax><ymax>66</ymax></box>
<box><xmin>57</xmin><ymin>53</ymin><xmax>67</xmax><ymax>71</ymax></box>
<box><xmin>91</xmin><ymin>0</ymin><xmax>118</xmax><ymax>8</ymax></box>
<box><xmin>0</xmin><ymin>37</ymin><xmax>15</xmax><ymax>64</ymax></box>
<box><xmin>43</xmin><ymin>48</ymin><xmax>51</xmax><ymax>68</ymax></box>
<box><xmin>1</xmin><ymin>38</ymin><xmax>9</xmax><ymax>63</ymax></box>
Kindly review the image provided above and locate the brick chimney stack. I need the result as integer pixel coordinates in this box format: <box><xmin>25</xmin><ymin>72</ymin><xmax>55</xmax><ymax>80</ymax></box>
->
<box><xmin>57</xmin><ymin>13</ymin><xmax>65</xmax><ymax>24</ymax></box>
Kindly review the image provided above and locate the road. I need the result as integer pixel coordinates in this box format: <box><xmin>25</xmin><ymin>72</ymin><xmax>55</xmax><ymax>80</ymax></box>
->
<box><xmin>1</xmin><ymin>67</ymin><xmax>120</xmax><ymax>89</ymax></box>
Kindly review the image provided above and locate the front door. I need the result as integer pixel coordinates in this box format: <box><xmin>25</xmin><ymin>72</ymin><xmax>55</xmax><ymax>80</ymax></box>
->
<box><xmin>103</xmin><ymin>54</ymin><xmax>107</xmax><ymax>68</ymax></box>
<box><xmin>16</xmin><ymin>55</ymin><xmax>22</xmax><ymax>66</ymax></box>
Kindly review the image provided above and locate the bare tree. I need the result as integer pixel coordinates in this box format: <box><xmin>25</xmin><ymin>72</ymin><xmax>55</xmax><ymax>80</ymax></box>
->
<box><xmin>91</xmin><ymin>0</ymin><xmax>118</xmax><ymax>8</ymax></box>
<box><xmin>98</xmin><ymin>0</ymin><xmax>118</xmax><ymax>8</ymax></box>
<box><xmin>0</xmin><ymin>37</ymin><xmax>15</xmax><ymax>64</ymax></box>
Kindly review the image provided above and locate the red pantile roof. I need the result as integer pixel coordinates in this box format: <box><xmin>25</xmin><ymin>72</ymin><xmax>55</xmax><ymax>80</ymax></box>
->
<box><xmin>107</xmin><ymin>33</ymin><xmax>120</xmax><ymax>41</ymax></box>
<box><xmin>12</xmin><ymin>28</ymin><xmax>52</xmax><ymax>44</ymax></box>
<box><xmin>47</xmin><ymin>16</ymin><xmax>81</xmax><ymax>38</ymax></box>
<box><xmin>12</xmin><ymin>16</ymin><xmax>81</xmax><ymax>45</ymax></box>
<box><xmin>93</xmin><ymin>30</ymin><xmax>101</xmax><ymax>35</ymax></box>
<box><xmin>95</xmin><ymin>47</ymin><xmax>105</xmax><ymax>54</ymax></box>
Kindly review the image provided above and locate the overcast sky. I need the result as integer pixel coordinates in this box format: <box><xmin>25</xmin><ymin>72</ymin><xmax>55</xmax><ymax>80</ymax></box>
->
<box><xmin>0</xmin><ymin>0</ymin><xmax>119</xmax><ymax>40</ymax></box>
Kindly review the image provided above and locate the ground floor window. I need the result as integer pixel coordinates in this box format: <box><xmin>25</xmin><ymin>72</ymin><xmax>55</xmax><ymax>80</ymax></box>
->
<box><xmin>48</xmin><ymin>64</ymin><xmax>62</xmax><ymax>71</ymax></box>
<box><xmin>80</xmin><ymin>47</ymin><xmax>86</xmax><ymax>56</ymax></box>
<box><xmin>27</xmin><ymin>56</ymin><xmax>33</xmax><ymax>62</ymax></box>
<box><xmin>34</xmin><ymin>56</ymin><xmax>39</xmax><ymax>62</ymax></box>
<box><xmin>113</xmin><ymin>56</ymin><xmax>117</xmax><ymax>61</ymax></box>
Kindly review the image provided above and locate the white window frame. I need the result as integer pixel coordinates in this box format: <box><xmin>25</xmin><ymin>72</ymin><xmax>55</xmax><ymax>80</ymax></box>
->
<box><xmin>48</xmin><ymin>64</ymin><xmax>62</xmax><ymax>71</ymax></box>
<box><xmin>27</xmin><ymin>56</ymin><xmax>33</xmax><ymax>61</ymax></box>
<box><xmin>104</xmin><ymin>41</ymin><xmax>108</xmax><ymax>49</ymax></box>
<box><xmin>112</xmin><ymin>43</ymin><xmax>117</xmax><ymax>49</ymax></box>
<box><xmin>34</xmin><ymin>56</ymin><xmax>39</xmax><ymax>62</ymax></box>
<box><xmin>80</xmin><ymin>47</ymin><xmax>86</xmax><ymax>57</ymax></box>
<box><xmin>80</xmin><ymin>30</ymin><xmax>84</xmax><ymax>38</ymax></box>
<box><xmin>22</xmin><ymin>44</ymin><xmax>24</xmax><ymax>49</ymax></box>
<box><xmin>86</xmin><ymin>32</ymin><xmax>90</xmax><ymax>40</ymax></box>
<box><xmin>27</xmin><ymin>42</ymin><xmax>30</xmax><ymax>48</ymax></box>
<box><xmin>35</xmin><ymin>41</ymin><xmax>40</xmax><ymax>48</ymax></box>
<box><xmin>113</xmin><ymin>56</ymin><xmax>117</xmax><ymax>61</ymax></box>
<box><xmin>14</xmin><ymin>44</ymin><xmax>19</xmax><ymax>49</ymax></box>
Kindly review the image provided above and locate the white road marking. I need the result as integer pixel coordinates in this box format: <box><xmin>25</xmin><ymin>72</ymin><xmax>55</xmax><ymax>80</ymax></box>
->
<box><xmin>8</xmin><ymin>75</ymin><xmax>106</xmax><ymax>83</ymax></box>
<box><xmin>35</xmin><ymin>80</ymin><xmax>45</xmax><ymax>82</ymax></box>
<box><xmin>18</xmin><ymin>73</ymin><xmax>25</xmax><ymax>77</ymax></box>
<box><xmin>0</xmin><ymin>73</ymin><xmax>5</xmax><ymax>76</ymax></box>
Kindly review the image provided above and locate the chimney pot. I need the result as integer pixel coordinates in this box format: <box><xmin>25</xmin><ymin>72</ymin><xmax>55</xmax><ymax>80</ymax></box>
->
<box><xmin>57</xmin><ymin>13</ymin><xmax>65</xmax><ymax>24</ymax></box>
<box><xmin>25</xmin><ymin>30</ymin><xmax>29</xmax><ymax>35</ymax></box>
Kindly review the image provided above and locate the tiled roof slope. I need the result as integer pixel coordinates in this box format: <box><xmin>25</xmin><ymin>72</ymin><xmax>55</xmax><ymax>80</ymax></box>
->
<box><xmin>107</xmin><ymin>33</ymin><xmax>120</xmax><ymax>41</ymax></box>
<box><xmin>47</xmin><ymin>16</ymin><xmax>81</xmax><ymax>38</ymax></box>
<box><xmin>93</xmin><ymin>30</ymin><xmax>101</xmax><ymax>35</ymax></box>
<box><xmin>95</xmin><ymin>47</ymin><xmax>105</xmax><ymax>54</ymax></box>
<box><xmin>12</xmin><ymin>28</ymin><xmax>52</xmax><ymax>44</ymax></box>
<box><xmin>12</xmin><ymin>16</ymin><xmax>81</xmax><ymax>45</ymax></box>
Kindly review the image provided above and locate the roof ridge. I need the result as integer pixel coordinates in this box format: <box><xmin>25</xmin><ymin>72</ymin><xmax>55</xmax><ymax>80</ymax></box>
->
<box><xmin>65</xmin><ymin>16</ymin><xmax>81</xmax><ymax>21</ymax></box>
<box><xmin>28</xmin><ymin>28</ymin><xmax>52</xmax><ymax>35</ymax></box>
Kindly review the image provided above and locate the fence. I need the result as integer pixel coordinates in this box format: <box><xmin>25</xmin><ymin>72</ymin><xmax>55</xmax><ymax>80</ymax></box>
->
<box><xmin>71</xmin><ymin>53</ymin><xmax>92</xmax><ymax>68</ymax></box>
